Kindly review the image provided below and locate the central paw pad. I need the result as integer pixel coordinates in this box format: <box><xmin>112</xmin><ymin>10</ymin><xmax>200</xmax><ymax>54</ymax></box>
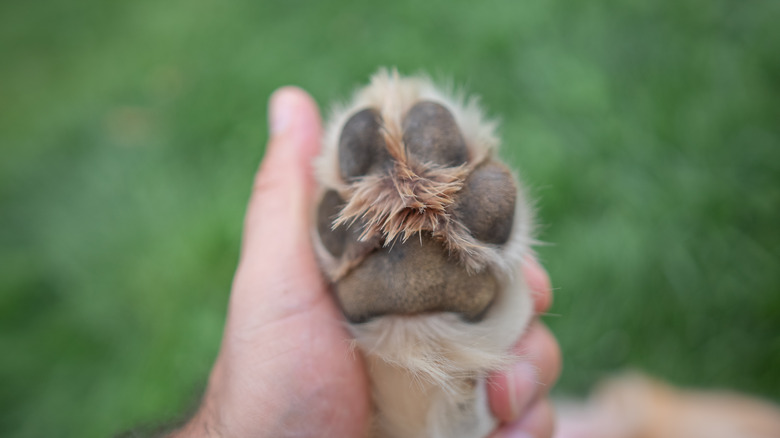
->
<box><xmin>315</xmin><ymin>93</ymin><xmax>520</xmax><ymax>324</ymax></box>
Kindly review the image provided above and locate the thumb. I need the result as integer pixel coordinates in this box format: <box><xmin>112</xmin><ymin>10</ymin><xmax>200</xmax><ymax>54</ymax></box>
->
<box><xmin>232</xmin><ymin>87</ymin><xmax>325</xmax><ymax>318</ymax></box>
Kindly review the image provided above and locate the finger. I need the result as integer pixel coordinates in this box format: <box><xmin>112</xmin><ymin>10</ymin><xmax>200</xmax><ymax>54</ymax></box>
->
<box><xmin>522</xmin><ymin>256</ymin><xmax>552</xmax><ymax>314</ymax></box>
<box><xmin>490</xmin><ymin>398</ymin><xmax>556</xmax><ymax>438</ymax></box>
<box><xmin>515</xmin><ymin>322</ymin><xmax>562</xmax><ymax>391</ymax></box>
<box><xmin>488</xmin><ymin>321</ymin><xmax>562</xmax><ymax>423</ymax></box>
<box><xmin>232</xmin><ymin>87</ymin><xmax>325</xmax><ymax>313</ymax></box>
<box><xmin>242</xmin><ymin>86</ymin><xmax>321</xmax><ymax>258</ymax></box>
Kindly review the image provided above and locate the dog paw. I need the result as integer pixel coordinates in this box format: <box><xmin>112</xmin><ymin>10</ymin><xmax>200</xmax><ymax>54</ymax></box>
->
<box><xmin>314</xmin><ymin>73</ymin><xmax>525</xmax><ymax>325</ymax></box>
<box><xmin>311</xmin><ymin>69</ymin><xmax>535</xmax><ymax>438</ymax></box>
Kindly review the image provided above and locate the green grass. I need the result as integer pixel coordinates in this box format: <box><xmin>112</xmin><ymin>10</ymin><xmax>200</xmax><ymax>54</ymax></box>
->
<box><xmin>2</xmin><ymin>0</ymin><xmax>779</xmax><ymax>436</ymax></box>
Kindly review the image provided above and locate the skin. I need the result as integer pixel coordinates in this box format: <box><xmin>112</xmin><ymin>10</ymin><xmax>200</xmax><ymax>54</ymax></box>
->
<box><xmin>170</xmin><ymin>87</ymin><xmax>561</xmax><ymax>438</ymax></box>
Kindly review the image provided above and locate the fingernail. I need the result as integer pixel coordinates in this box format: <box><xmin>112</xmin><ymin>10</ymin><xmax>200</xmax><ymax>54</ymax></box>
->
<box><xmin>507</xmin><ymin>362</ymin><xmax>538</xmax><ymax>420</ymax></box>
<box><xmin>269</xmin><ymin>88</ymin><xmax>296</xmax><ymax>135</ymax></box>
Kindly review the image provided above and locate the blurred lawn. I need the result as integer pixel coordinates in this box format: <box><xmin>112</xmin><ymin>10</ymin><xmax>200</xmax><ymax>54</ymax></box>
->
<box><xmin>1</xmin><ymin>0</ymin><xmax>779</xmax><ymax>436</ymax></box>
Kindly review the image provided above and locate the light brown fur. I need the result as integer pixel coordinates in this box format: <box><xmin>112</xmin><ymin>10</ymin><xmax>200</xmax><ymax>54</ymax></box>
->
<box><xmin>556</xmin><ymin>373</ymin><xmax>780</xmax><ymax>438</ymax></box>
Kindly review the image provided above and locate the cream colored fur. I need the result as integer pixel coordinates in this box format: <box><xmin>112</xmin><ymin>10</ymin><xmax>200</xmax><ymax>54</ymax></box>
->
<box><xmin>311</xmin><ymin>69</ymin><xmax>535</xmax><ymax>438</ymax></box>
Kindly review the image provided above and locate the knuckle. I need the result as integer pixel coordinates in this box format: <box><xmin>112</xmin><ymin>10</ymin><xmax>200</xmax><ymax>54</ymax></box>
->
<box><xmin>538</xmin><ymin>323</ymin><xmax>563</xmax><ymax>387</ymax></box>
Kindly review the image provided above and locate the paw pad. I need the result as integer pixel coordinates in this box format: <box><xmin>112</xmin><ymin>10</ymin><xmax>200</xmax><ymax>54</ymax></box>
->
<box><xmin>338</xmin><ymin>108</ymin><xmax>390</xmax><ymax>180</ymax></box>
<box><xmin>402</xmin><ymin>101</ymin><xmax>468</xmax><ymax>167</ymax></box>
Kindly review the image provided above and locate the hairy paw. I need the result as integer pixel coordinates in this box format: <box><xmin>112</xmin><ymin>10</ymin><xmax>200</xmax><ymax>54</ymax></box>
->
<box><xmin>314</xmin><ymin>75</ymin><xmax>528</xmax><ymax>326</ymax></box>
<box><xmin>311</xmin><ymin>70</ymin><xmax>535</xmax><ymax>438</ymax></box>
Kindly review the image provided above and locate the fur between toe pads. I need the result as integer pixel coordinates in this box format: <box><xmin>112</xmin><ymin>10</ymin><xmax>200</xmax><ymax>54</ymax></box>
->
<box><xmin>311</xmin><ymin>69</ymin><xmax>535</xmax><ymax>438</ymax></box>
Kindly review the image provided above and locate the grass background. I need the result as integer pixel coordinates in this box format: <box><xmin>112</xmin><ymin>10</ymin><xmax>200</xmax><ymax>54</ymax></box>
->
<box><xmin>2</xmin><ymin>0</ymin><xmax>779</xmax><ymax>436</ymax></box>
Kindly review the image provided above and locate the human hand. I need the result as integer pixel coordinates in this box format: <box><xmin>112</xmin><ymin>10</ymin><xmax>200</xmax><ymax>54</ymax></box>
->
<box><xmin>170</xmin><ymin>87</ymin><xmax>560</xmax><ymax>438</ymax></box>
